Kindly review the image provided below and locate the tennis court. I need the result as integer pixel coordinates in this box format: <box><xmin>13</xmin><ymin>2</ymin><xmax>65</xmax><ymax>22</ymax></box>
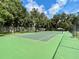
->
<box><xmin>0</xmin><ymin>31</ymin><xmax>79</xmax><ymax>59</ymax></box>
<box><xmin>17</xmin><ymin>31</ymin><xmax>62</xmax><ymax>41</ymax></box>
<box><xmin>0</xmin><ymin>31</ymin><xmax>63</xmax><ymax>59</ymax></box>
<box><xmin>54</xmin><ymin>32</ymin><xmax>79</xmax><ymax>59</ymax></box>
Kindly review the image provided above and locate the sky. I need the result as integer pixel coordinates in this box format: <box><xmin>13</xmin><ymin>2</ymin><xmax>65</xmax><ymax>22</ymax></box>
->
<box><xmin>21</xmin><ymin>0</ymin><xmax>79</xmax><ymax>18</ymax></box>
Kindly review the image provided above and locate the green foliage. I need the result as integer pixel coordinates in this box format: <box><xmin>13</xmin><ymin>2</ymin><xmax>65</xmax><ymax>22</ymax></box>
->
<box><xmin>0</xmin><ymin>0</ymin><xmax>79</xmax><ymax>33</ymax></box>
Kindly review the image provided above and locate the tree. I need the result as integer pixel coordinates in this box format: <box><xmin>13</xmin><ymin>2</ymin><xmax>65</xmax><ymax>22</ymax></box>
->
<box><xmin>0</xmin><ymin>0</ymin><xmax>29</xmax><ymax>32</ymax></box>
<box><xmin>30</xmin><ymin>8</ymin><xmax>48</xmax><ymax>31</ymax></box>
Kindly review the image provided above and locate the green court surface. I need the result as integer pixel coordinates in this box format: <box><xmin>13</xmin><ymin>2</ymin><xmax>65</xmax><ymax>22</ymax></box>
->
<box><xmin>17</xmin><ymin>31</ymin><xmax>62</xmax><ymax>41</ymax></box>
<box><xmin>0</xmin><ymin>31</ymin><xmax>79</xmax><ymax>59</ymax></box>
<box><xmin>54</xmin><ymin>32</ymin><xmax>79</xmax><ymax>59</ymax></box>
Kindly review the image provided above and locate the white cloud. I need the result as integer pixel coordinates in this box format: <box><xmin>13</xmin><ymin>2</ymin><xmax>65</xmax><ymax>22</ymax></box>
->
<box><xmin>64</xmin><ymin>11</ymin><xmax>70</xmax><ymax>14</ymax></box>
<box><xmin>71</xmin><ymin>9</ymin><xmax>79</xmax><ymax>13</ymax></box>
<box><xmin>48</xmin><ymin>3</ymin><xmax>60</xmax><ymax>18</ymax></box>
<box><xmin>64</xmin><ymin>8</ymin><xmax>79</xmax><ymax>14</ymax></box>
<box><xmin>25</xmin><ymin>0</ymin><xmax>68</xmax><ymax>18</ymax></box>
<box><xmin>57</xmin><ymin>0</ymin><xmax>68</xmax><ymax>6</ymax></box>
<box><xmin>25</xmin><ymin>0</ymin><xmax>45</xmax><ymax>13</ymax></box>
<box><xmin>27</xmin><ymin>0</ymin><xmax>33</xmax><ymax>2</ymax></box>
<box><xmin>48</xmin><ymin>0</ymin><xmax>68</xmax><ymax>18</ymax></box>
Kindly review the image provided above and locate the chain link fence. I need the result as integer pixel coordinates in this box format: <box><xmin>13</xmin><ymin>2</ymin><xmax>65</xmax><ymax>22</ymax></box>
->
<box><xmin>72</xmin><ymin>20</ymin><xmax>79</xmax><ymax>39</ymax></box>
<box><xmin>76</xmin><ymin>24</ymin><xmax>79</xmax><ymax>39</ymax></box>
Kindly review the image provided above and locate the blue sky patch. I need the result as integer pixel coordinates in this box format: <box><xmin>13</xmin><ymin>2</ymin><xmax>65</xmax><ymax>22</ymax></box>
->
<box><xmin>21</xmin><ymin>0</ymin><xmax>79</xmax><ymax>18</ymax></box>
